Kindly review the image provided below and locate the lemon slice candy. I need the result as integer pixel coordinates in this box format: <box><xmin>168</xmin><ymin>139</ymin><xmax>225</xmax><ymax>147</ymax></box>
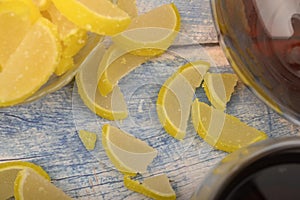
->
<box><xmin>0</xmin><ymin>0</ymin><xmax>40</xmax><ymax>66</ymax></box>
<box><xmin>124</xmin><ymin>174</ymin><xmax>176</xmax><ymax>200</ymax></box>
<box><xmin>32</xmin><ymin>0</ymin><xmax>51</xmax><ymax>11</ymax></box>
<box><xmin>45</xmin><ymin>3</ymin><xmax>87</xmax><ymax>58</ymax></box>
<box><xmin>14</xmin><ymin>168</ymin><xmax>72</xmax><ymax>200</ymax></box>
<box><xmin>117</xmin><ymin>0</ymin><xmax>138</xmax><ymax>18</ymax></box>
<box><xmin>0</xmin><ymin>161</ymin><xmax>50</xmax><ymax>200</ymax></box>
<box><xmin>203</xmin><ymin>72</ymin><xmax>238</xmax><ymax>110</ymax></box>
<box><xmin>76</xmin><ymin>44</ymin><xmax>128</xmax><ymax>120</ymax></box>
<box><xmin>191</xmin><ymin>100</ymin><xmax>268</xmax><ymax>152</ymax></box>
<box><xmin>112</xmin><ymin>3</ymin><xmax>181</xmax><ymax>57</ymax></box>
<box><xmin>51</xmin><ymin>0</ymin><xmax>131</xmax><ymax>35</ymax></box>
<box><xmin>43</xmin><ymin>3</ymin><xmax>88</xmax><ymax>76</ymax></box>
<box><xmin>157</xmin><ymin>61</ymin><xmax>210</xmax><ymax>140</ymax></box>
<box><xmin>78</xmin><ymin>130</ymin><xmax>97</xmax><ymax>151</ymax></box>
<box><xmin>6</xmin><ymin>0</ymin><xmax>41</xmax><ymax>22</ymax></box>
<box><xmin>0</xmin><ymin>17</ymin><xmax>61</xmax><ymax>107</ymax></box>
<box><xmin>54</xmin><ymin>56</ymin><xmax>74</xmax><ymax>76</ymax></box>
<box><xmin>97</xmin><ymin>44</ymin><xmax>150</xmax><ymax>96</ymax></box>
<box><xmin>102</xmin><ymin>124</ymin><xmax>158</xmax><ymax>175</ymax></box>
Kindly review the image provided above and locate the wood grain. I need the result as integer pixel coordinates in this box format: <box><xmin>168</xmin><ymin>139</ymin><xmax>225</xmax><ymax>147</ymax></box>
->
<box><xmin>0</xmin><ymin>0</ymin><xmax>299</xmax><ymax>199</ymax></box>
<box><xmin>137</xmin><ymin>0</ymin><xmax>218</xmax><ymax>44</ymax></box>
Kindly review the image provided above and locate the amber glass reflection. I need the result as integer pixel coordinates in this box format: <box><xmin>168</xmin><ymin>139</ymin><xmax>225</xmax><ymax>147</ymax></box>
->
<box><xmin>213</xmin><ymin>0</ymin><xmax>300</xmax><ymax>124</ymax></box>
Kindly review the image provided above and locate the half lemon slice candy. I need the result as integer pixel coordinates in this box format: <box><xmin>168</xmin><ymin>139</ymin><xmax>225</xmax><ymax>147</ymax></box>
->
<box><xmin>156</xmin><ymin>61</ymin><xmax>210</xmax><ymax>140</ymax></box>
<box><xmin>97</xmin><ymin>44</ymin><xmax>150</xmax><ymax>96</ymax></box>
<box><xmin>0</xmin><ymin>17</ymin><xmax>61</xmax><ymax>107</ymax></box>
<box><xmin>191</xmin><ymin>100</ymin><xmax>268</xmax><ymax>152</ymax></box>
<box><xmin>112</xmin><ymin>3</ymin><xmax>180</xmax><ymax>57</ymax></box>
<box><xmin>124</xmin><ymin>174</ymin><xmax>176</xmax><ymax>200</ymax></box>
<box><xmin>32</xmin><ymin>0</ymin><xmax>51</xmax><ymax>11</ymax></box>
<box><xmin>0</xmin><ymin>161</ymin><xmax>50</xmax><ymax>200</ymax></box>
<box><xmin>117</xmin><ymin>0</ymin><xmax>138</xmax><ymax>18</ymax></box>
<box><xmin>76</xmin><ymin>44</ymin><xmax>128</xmax><ymax>120</ymax></box>
<box><xmin>51</xmin><ymin>0</ymin><xmax>131</xmax><ymax>35</ymax></box>
<box><xmin>102</xmin><ymin>124</ymin><xmax>158</xmax><ymax>175</ymax></box>
<box><xmin>0</xmin><ymin>0</ymin><xmax>40</xmax><ymax>66</ymax></box>
<box><xmin>14</xmin><ymin>168</ymin><xmax>72</xmax><ymax>200</ymax></box>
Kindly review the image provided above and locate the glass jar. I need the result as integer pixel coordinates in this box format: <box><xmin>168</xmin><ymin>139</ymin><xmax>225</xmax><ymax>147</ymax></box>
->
<box><xmin>211</xmin><ymin>0</ymin><xmax>300</xmax><ymax>125</ymax></box>
<box><xmin>191</xmin><ymin>136</ymin><xmax>300</xmax><ymax>200</ymax></box>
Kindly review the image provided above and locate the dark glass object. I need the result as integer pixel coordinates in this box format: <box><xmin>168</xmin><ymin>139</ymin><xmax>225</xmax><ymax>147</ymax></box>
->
<box><xmin>223</xmin><ymin>151</ymin><xmax>300</xmax><ymax>200</ymax></box>
<box><xmin>191</xmin><ymin>137</ymin><xmax>300</xmax><ymax>200</ymax></box>
<box><xmin>211</xmin><ymin>0</ymin><xmax>300</xmax><ymax>125</ymax></box>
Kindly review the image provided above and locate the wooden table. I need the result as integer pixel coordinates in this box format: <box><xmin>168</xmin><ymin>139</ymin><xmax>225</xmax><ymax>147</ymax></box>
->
<box><xmin>0</xmin><ymin>0</ymin><xmax>299</xmax><ymax>199</ymax></box>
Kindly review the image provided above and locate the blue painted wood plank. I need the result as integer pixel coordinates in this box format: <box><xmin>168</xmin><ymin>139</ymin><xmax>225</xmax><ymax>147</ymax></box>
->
<box><xmin>137</xmin><ymin>0</ymin><xmax>218</xmax><ymax>43</ymax></box>
<box><xmin>0</xmin><ymin>0</ymin><xmax>299</xmax><ymax>199</ymax></box>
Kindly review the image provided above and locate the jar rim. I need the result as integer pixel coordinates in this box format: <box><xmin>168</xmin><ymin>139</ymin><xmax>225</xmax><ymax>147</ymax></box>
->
<box><xmin>191</xmin><ymin>136</ymin><xmax>300</xmax><ymax>200</ymax></box>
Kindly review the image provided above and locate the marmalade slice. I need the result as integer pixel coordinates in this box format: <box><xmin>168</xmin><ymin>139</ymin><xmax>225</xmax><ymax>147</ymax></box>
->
<box><xmin>0</xmin><ymin>161</ymin><xmax>50</xmax><ymax>200</ymax></box>
<box><xmin>112</xmin><ymin>3</ymin><xmax>181</xmax><ymax>56</ymax></box>
<box><xmin>117</xmin><ymin>0</ymin><xmax>138</xmax><ymax>18</ymax></box>
<box><xmin>102</xmin><ymin>124</ymin><xmax>158</xmax><ymax>175</ymax></box>
<box><xmin>51</xmin><ymin>0</ymin><xmax>131</xmax><ymax>35</ymax></box>
<box><xmin>76</xmin><ymin>44</ymin><xmax>128</xmax><ymax>120</ymax></box>
<box><xmin>45</xmin><ymin>3</ymin><xmax>87</xmax><ymax>58</ymax></box>
<box><xmin>0</xmin><ymin>0</ymin><xmax>40</xmax><ymax>66</ymax></box>
<box><xmin>14</xmin><ymin>168</ymin><xmax>72</xmax><ymax>200</ymax></box>
<box><xmin>191</xmin><ymin>100</ymin><xmax>268</xmax><ymax>152</ymax></box>
<box><xmin>156</xmin><ymin>61</ymin><xmax>210</xmax><ymax>140</ymax></box>
<box><xmin>97</xmin><ymin>44</ymin><xmax>149</xmax><ymax>96</ymax></box>
<box><xmin>124</xmin><ymin>174</ymin><xmax>176</xmax><ymax>200</ymax></box>
<box><xmin>0</xmin><ymin>17</ymin><xmax>61</xmax><ymax>106</ymax></box>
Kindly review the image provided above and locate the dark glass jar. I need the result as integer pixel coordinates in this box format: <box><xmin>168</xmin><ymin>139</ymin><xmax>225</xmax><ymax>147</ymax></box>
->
<box><xmin>191</xmin><ymin>137</ymin><xmax>300</xmax><ymax>200</ymax></box>
<box><xmin>211</xmin><ymin>0</ymin><xmax>300</xmax><ymax>125</ymax></box>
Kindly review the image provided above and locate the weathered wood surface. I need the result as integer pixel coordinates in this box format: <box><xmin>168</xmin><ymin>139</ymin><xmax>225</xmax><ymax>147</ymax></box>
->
<box><xmin>0</xmin><ymin>0</ymin><xmax>299</xmax><ymax>199</ymax></box>
<box><xmin>137</xmin><ymin>0</ymin><xmax>218</xmax><ymax>44</ymax></box>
